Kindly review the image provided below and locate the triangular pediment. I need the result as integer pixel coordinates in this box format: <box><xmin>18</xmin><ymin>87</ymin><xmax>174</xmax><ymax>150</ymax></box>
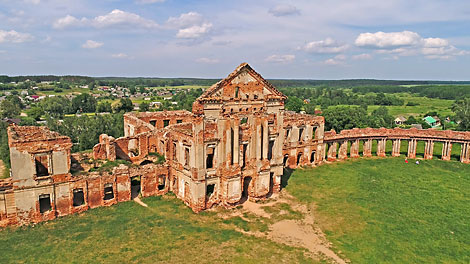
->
<box><xmin>197</xmin><ymin>63</ymin><xmax>286</xmax><ymax>102</ymax></box>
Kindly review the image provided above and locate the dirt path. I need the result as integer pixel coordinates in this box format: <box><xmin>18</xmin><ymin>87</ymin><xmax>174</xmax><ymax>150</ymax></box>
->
<box><xmin>224</xmin><ymin>193</ymin><xmax>348</xmax><ymax>264</ymax></box>
<box><xmin>133</xmin><ymin>197</ymin><xmax>148</xmax><ymax>207</ymax></box>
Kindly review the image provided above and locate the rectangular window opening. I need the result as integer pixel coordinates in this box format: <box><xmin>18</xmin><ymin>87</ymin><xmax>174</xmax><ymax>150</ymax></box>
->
<box><xmin>206</xmin><ymin>184</ymin><xmax>215</xmax><ymax>198</ymax></box>
<box><xmin>268</xmin><ymin>140</ymin><xmax>274</xmax><ymax>160</ymax></box>
<box><xmin>103</xmin><ymin>183</ymin><xmax>114</xmax><ymax>200</ymax></box>
<box><xmin>39</xmin><ymin>194</ymin><xmax>51</xmax><ymax>213</ymax></box>
<box><xmin>73</xmin><ymin>189</ymin><xmax>85</xmax><ymax>207</ymax></box>
<box><xmin>206</xmin><ymin>147</ymin><xmax>214</xmax><ymax>169</ymax></box>
<box><xmin>35</xmin><ymin>155</ymin><xmax>49</xmax><ymax>177</ymax></box>
<box><xmin>177</xmin><ymin>119</ymin><xmax>182</xmax><ymax>124</ymax></box>
<box><xmin>163</xmin><ymin>119</ymin><xmax>170</xmax><ymax>127</ymax></box>
<box><xmin>150</xmin><ymin>120</ymin><xmax>157</xmax><ymax>127</ymax></box>
<box><xmin>158</xmin><ymin>175</ymin><xmax>166</xmax><ymax>191</ymax></box>
<box><xmin>185</xmin><ymin>147</ymin><xmax>190</xmax><ymax>166</ymax></box>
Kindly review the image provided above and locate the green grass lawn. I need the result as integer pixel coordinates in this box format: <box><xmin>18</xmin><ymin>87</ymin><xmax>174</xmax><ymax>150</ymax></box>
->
<box><xmin>0</xmin><ymin>195</ymin><xmax>311</xmax><ymax>264</ymax></box>
<box><xmin>286</xmin><ymin>158</ymin><xmax>470</xmax><ymax>263</ymax></box>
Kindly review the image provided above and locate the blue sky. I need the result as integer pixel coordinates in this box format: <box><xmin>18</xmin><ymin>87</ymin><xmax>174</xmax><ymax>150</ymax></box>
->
<box><xmin>0</xmin><ymin>0</ymin><xmax>469</xmax><ymax>80</ymax></box>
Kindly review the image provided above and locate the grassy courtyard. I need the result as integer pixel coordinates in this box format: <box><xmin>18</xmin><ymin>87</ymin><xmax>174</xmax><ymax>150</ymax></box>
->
<box><xmin>0</xmin><ymin>195</ymin><xmax>311</xmax><ymax>264</ymax></box>
<box><xmin>286</xmin><ymin>158</ymin><xmax>470</xmax><ymax>263</ymax></box>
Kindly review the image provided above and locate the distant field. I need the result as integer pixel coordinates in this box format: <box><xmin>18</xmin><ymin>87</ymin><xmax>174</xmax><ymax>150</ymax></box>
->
<box><xmin>286</xmin><ymin>158</ymin><xmax>470</xmax><ymax>263</ymax></box>
<box><xmin>367</xmin><ymin>93</ymin><xmax>454</xmax><ymax>117</ymax></box>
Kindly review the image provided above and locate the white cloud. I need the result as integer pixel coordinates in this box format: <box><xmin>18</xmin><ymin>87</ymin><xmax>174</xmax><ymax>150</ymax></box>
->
<box><xmin>265</xmin><ymin>54</ymin><xmax>295</xmax><ymax>63</ymax></box>
<box><xmin>167</xmin><ymin>12</ymin><xmax>212</xmax><ymax>39</ymax></box>
<box><xmin>24</xmin><ymin>0</ymin><xmax>40</xmax><ymax>4</ymax></box>
<box><xmin>166</xmin><ymin>12</ymin><xmax>204</xmax><ymax>29</ymax></box>
<box><xmin>196</xmin><ymin>57</ymin><xmax>219</xmax><ymax>64</ymax></box>
<box><xmin>53</xmin><ymin>15</ymin><xmax>87</xmax><ymax>29</ymax></box>
<box><xmin>355</xmin><ymin>31</ymin><xmax>421</xmax><ymax>48</ymax></box>
<box><xmin>352</xmin><ymin>53</ymin><xmax>372</xmax><ymax>60</ymax></box>
<box><xmin>324</xmin><ymin>54</ymin><xmax>347</xmax><ymax>65</ymax></box>
<box><xmin>82</xmin><ymin>40</ymin><xmax>103</xmax><ymax>49</ymax></box>
<box><xmin>176</xmin><ymin>23</ymin><xmax>212</xmax><ymax>39</ymax></box>
<box><xmin>53</xmin><ymin>10</ymin><xmax>158</xmax><ymax>29</ymax></box>
<box><xmin>0</xmin><ymin>30</ymin><xmax>33</xmax><ymax>43</ymax></box>
<box><xmin>135</xmin><ymin>0</ymin><xmax>165</xmax><ymax>4</ymax></box>
<box><xmin>301</xmin><ymin>38</ymin><xmax>349</xmax><ymax>54</ymax></box>
<box><xmin>356</xmin><ymin>30</ymin><xmax>469</xmax><ymax>59</ymax></box>
<box><xmin>111</xmin><ymin>53</ymin><xmax>129</xmax><ymax>58</ymax></box>
<box><xmin>268</xmin><ymin>5</ymin><xmax>300</xmax><ymax>17</ymax></box>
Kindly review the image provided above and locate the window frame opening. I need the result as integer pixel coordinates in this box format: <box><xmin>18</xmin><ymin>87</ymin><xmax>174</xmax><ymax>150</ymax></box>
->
<box><xmin>103</xmin><ymin>183</ymin><xmax>114</xmax><ymax>200</ymax></box>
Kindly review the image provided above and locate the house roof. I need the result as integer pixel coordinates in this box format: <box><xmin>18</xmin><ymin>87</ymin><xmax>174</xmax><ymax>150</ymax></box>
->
<box><xmin>424</xmin><ymin>116</ymin><xmax>437</xmax><ymax>123</ymax></box>
<box><xmin>395</xmin><ymin>116</ymin><xmax>407</xmax><ymax>122</ymax></box>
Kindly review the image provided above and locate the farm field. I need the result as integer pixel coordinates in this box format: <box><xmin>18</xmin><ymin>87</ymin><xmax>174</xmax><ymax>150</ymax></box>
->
<box><xmin>286</xmin><ymin>158</ymin><xmax>470</xmax><ymax>263</ymax></box>
<box><xmin>367</xmin><ymin>93</ymin><xmax>454</xmax><ymax>117</ymax></box>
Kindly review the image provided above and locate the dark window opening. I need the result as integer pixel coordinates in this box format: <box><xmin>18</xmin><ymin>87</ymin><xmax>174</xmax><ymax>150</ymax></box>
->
<box><xmin>312</xmin><ymin>127</ymin><xmax>317</xmax><ymax>139</ymax></box>
<box><xmin>184</xmin><ymin>147</ymin><xmax>190</xmax><ymax>166</ymax></box>
<box><xmin>131</xmin><ymin>176</ymin><xmax>141</xmax><ymax>199</ymax></box>
<box><xmin>140</xmin><ymin>160</ymin><xmax>153</xmax><ymax>165</ymax></box>
<box><xmin>298</xmin><ymin>128</ymin><xmax>304</xmax><ymax>141</ymax></box>
<box><xmin>242</xmin><ymin>177</ymin><xmax>252</xmax><ymax>200</ymax></box>
<box><xmin>206</xmin><ymin>184</ymin><xmax>215</xmax><ymax>198</ymax></box>
<box><xmin>254</xmin><ymin>95</ymin><xmax>258</xmax><ymax>99</ymax></box>
<box><xmin>35</xmin><ymin>155</ymin><xmax>49</xmax><ymax>177</ymax></box>
<box><xmin>268</xmin><ymin>140</ymin><xmax>274</xmax><ymax>160</ymax></box>
<box><xmin>158</xmin><ymin>175</ymin><xmax>166</xmax><ymax>191</ymax></box>
<box><xmin>73</xmin><ymin>189</ymin><xmax>85</xmax><ymax>207</ymax></box>
<box><xmin>39</xmin><ymin>194</ymin><xmax>51</xmax><ymax>213</ymax></box>
<box><xmin>268</xmin><ymin>120</ymin><xmax>274</xmax><ymax>125</ymax></box>
<box><xmin>283</xmin><ymin>155</ymin><xmax>289</xmax><ymax>166</ymax></box>
<box><xmin>103</xmin><ymin>183</ymin><xmax>114</xmax><ymax>200</ymax></box>
<box><xmin>242</xmin><ymin>144</ymin><xmax>248</xmax><ymax>169</ymax></box>
<box><xmin>235</xmin><ymin>86</ymin><xmax>239</xmax><ymax>98</ymax></box>
<box><xmin>241</xmin><ymin>117</ymin><xmax>248</xmax><ymax>124</ymax></box>
<box><xmin>177</xmin><ymin>119</ymin><xmax>182</xmax><ymax>124</ymax></box>
<box><xmin>163</xmin><ymin>119</ymin><xmax>170</xmax><ymax>127</ymax></box>
<box><xmin>206</xmin><ymin>147</ymin><xmax>214</xmax><ymax>169</ymax></box>
<box><xmin>297</xmin><ymin>153</ymin><xmax>302</xmax><ymax>165</ymax></box>
<box><xmin>310</xmin><ymin>151</ymin><xmax>316</xmax><ymax>163</ymax></box>
<box><xmin>268</xmin><ymin>172</ymin><xmax>274</xmax><ymax>195</ymax></box>
<box><xmin>173</xmin><ymin>142</ymin><xmax>177</xmax><ymax>160</ymax></box>
<box><xmin>285</xmin><ymin>129</ymin><xmax>290</xmax><ymax>140</ymax></box>
<box><xmin>150</xmin><ymin>120</ymin><xmax>156</xmax><ymax>127</ymax></box>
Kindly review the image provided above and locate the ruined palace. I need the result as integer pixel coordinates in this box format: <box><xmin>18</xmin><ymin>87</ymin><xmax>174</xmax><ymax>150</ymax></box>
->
<box><xmin>1</xmin><ymin>63</ymin><xmax>470</xmax><ymax>227</ymax></box>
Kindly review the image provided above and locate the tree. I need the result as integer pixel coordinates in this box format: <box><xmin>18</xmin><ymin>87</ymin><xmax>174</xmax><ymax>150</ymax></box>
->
<box><xmin>139</xmin><ymin>101</ymin><xmax>150</xmax><ymax>112</ymax></box>
<box><xmin>72</xmin><ymin>93</ymin><xmax>97</xmax><ymax>113</ymax></box>
<box><xmin>405</xmin><ymin>115</ymin><xmax>418</xmax><ymax>125</ymax></box>
<box><xmin>27</xmin><ymin>107</ymin><xmax>44</xmax><ymax>120</ymax></box>
<box><xmin>369</xmin><ymin>106</ymin><xmax>394</xmax><ymax>128</ymax></box>
<box><xmin>112</xmin><ymin>98</ymin><xmax>133</xmax><ymax>113</ymax></box>
<box><xmin>0</xmin><ymin>100</ymin><xmax>20</xmax><ymax>118</ymax></box>
<box><xmin>322</xmin><ymin>106</ymin><xmax>369</xmax><ymax>132</ymax></box>
<box><xmin>96</xmin><ymin>101</ymin><xmax>112</xmax><ymax>113</ymax></box>
<box><xmin>452</xmin><ymin>98</ymin><xmax>470</xmax><ymax>131</ymax></box>
<box><xmin>285</xmin><ymin>96</ymin><xmax>304</xmax><ymax>112</ymax></box>
<box><xmin>304</xmin><ymin>102</ymin><xmax>316</xmax><ymax>115</ymax></box>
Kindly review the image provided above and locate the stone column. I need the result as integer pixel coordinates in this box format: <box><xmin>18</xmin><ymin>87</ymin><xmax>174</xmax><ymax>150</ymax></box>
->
<box><xmin>327</xmin><ymin>142</ymin><xmax>337</xmax><ymax>161</ymax></box>
<box><xmin>338</xmin><ymin>140</ymin><xmax>348</xmax><ymax>160</ymax></box>
<box><xmin>262</xmin><ymin>119</ymin><xmax>268</xmax><ymax>160</ymax></box>
<box><xmin>233</xmin><ymin>121</ymin><xmax>239</xmax><ymax>165</ymax></box>
<box><xmin>363</xmin><ymin>139</ymin><xmax>372</xmax><ymax>157</ymax></box>
<box><xmin>441</xmin><ymin>141</ymin><xmax>452</xmax><ymax>161</ymax></box>
<box><xmin>350</xmin><ymin>139</ymin><xmax>360</xmax><ymax>158</ymax></box>
<box><xmin>392</xmin><ymin>139</ymin><xmax>401</xmax><ymax>157</ymax></box>
<box><xmin>407</xmin><ymin>139</ymin><xmax>417</xmax><ymax>159</ymax></box>
<box><xmin>424</xmin><ymin>140</ymin><xmax>434</xmax><ymax>160</ymax></box>
<box><xmin>461</xmin><ymin>142</ymin><xmax>470</xmax><ymax>163</ymax></box>
<box><xmin>377</xmin><ymin>138</ymin><xmax>386</xmax><ymax>157</ymax></box>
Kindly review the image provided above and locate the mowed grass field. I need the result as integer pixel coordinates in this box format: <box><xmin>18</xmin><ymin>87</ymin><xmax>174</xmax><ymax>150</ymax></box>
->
<box><xmin>286</xmin><ymin>158</ymin><xmax>470</xmax><ymax>263</ymax></box>
<box><xmin>0</xmin><ymin>195</ymin><xmax>312</xmax><ymax>264</ymax></box>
